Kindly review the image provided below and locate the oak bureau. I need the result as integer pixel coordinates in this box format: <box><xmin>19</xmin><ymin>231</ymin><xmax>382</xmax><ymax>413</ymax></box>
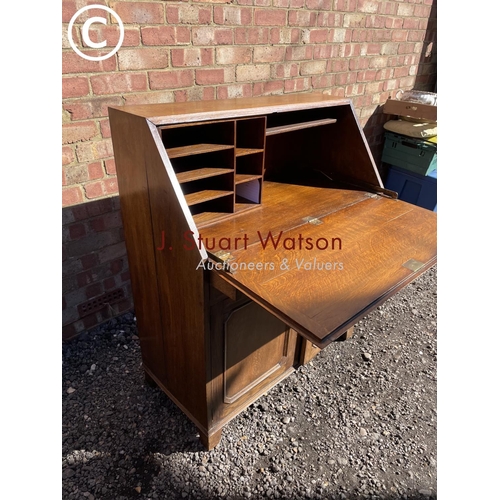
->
<box><xmin>108</xmin><ymin>94</ymin><xmax>437</xmax><ymax>449</ymax></box>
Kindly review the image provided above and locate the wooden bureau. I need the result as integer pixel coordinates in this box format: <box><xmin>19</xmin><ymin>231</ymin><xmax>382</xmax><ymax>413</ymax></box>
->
<box><xmin>108</xmin><ymin>94</ymin><xmax>437</xmax><ymax>449</ymax></box>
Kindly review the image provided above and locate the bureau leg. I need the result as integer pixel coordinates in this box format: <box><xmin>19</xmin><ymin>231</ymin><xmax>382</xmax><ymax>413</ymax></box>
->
<box><xmin>144</xmin><ymin>370</ymin><xmax>158</xmax><ymax>388</ymax></box>
<box><xmin>337</xmin><ymin>326</ymin><xmax>354</xmax><ymax>341</ymax></box>
<box><xmin>199</xmin><ymin>429</ymin><xmax>222</xmax><ymax>451</ymax></box>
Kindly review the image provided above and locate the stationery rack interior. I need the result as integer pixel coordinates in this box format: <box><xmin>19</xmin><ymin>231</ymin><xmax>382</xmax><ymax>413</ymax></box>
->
<box><xmin>159</xmin><ymin>117</ymin><xmax>266</xmax><ymax>227</ymax></box>
<box><xmin>157</xmin><ymin>106</ymin><xmax>359</xmax><ymax>228</ymax></box>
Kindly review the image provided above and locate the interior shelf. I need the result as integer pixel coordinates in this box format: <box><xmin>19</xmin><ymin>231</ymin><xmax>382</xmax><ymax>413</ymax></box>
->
<box><xmin>176</xmin><ymin>168</ymin><xmax>233</xmax><ymax>184</ymax></box>
<box><xmin>235</xmin><ymin>147</ymin><xmax>264</xmax><ymax>157</ymax></box>
<box><xmin>235</xmin><ymin>174</ymin><xmax>262</xmax><ymax>184</ymax></box>
<box><xmin>167</xmin><ymin>143</ymin><xmax>234</xmax><ymax>159</ymax></box>
<box><xmin>184</xmin><ymin>190</ymin><xmax>233</xmax><ymax>207</ymax></box>
<box><xmin>266</xmin><ymin>118</ymin><xmax>337</xmax><ymax>136</ymax></box>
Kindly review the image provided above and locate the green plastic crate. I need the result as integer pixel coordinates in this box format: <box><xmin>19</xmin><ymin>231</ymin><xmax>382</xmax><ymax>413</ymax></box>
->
<box><xmin>382</xmin><ymin>131</ymin><xmax>437</xmax><ymax>176</ymax></box>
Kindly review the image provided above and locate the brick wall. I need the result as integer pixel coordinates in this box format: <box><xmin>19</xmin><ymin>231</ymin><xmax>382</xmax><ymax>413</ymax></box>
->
<box><xmin>62</xmin><ymin>0</ymin><xmax>437</xmax><ymax>340</ymax></box>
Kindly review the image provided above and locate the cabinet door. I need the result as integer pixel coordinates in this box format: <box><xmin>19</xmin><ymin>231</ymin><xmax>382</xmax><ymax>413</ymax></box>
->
<box><xmin>209</xmin><ymin>297</ymin><xmax>297</xmax><ymax>428</ymax></box>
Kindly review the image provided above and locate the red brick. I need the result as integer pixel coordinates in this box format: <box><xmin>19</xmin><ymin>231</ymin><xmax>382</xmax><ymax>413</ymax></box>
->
<box><xmin>333</xmin><ymin>0</ymin><xmax>357</xmax><ymax>10</ymax></box>
<box><xmin>397</xmin><ymin>43</ymin><xmax>415</xmax><ymax>54</ymax></box>
<box><xmin>392</xmin><ymin>30</ymin><xmax>408</xmax><ymax>42</ymax></box>
<box><xmin>351</xmin><ymin>29</ymin><xmax>370</xmax><ymax>42</ymax></box>
<box><xmin>338</xmin><ymin>43</ymin><xmax>361</xmax><ymax>57</ymax></box>
<box><xmin>76</xmin><ymin>139</ymin><xmax>113</xmax><ymax>163</ymax></box>
<box><xmin>272</xmin><ymin>63</ymin><xmax>299</xmax><ymax>79</ymax></box>
<box><xmin>217</xmin><ymin>84</ymin><xmax>253</xmax><ymax>100</ymax></box>
<box><xmin>84</xmin><ymin>26</ymin><xmax>140</xmax><ymax>48</ymax></box>
<box><xmin>343</xmin><ymin>13</ymin><xmax>366</xmax><ymax>27</ymax></box>
<box><xmin>399</xmin><ymin>76</ymin><xmax>416</xmax><ymax>87</ymax></box>
<box><xmin>192</xmin><ymin>27</ymin><xmax>233</xmax><ymax>45</ymax></box>
<box><xmin>84</xmin><ymin>181</ymin><xmax>104</xmax><ymax>199</ymax></box>
<box><xmin>284</xmin><ymin>77</ymin><xmax>311</xmax><ymax>93</ymax></box>
<box><xmin>63</xmin><ymin>77</ymin><xmax>89</xmax><ymax>99</ymax></box>
<box><xmin>253</xmin><ymin>46</ymin><xmax>285</xmax><ymax>63</ymax></box>
<box><xmin>394</xmin><ymin>66</ymin><xmax>410</xmax><ymax>78</ymax></box>
<box><xmin>305</xmin><ymin>0</ymin><xmax>332</xmax><ymax>10</ymax></box>
<box><xmin>366</xmin><ymin>43</ymin><xmax>381</xmax><ymax>55</ymax></box>
<box><xmin>171</xmin><ymin>48</ymin><xmax>214</xmax><ymax>67</ymax></box>
<box><xmin>357</xmin><ymin>69</ymin><xmax>377</xmax><ymax>82</ymax></box>
<box><xmin>345</xmin><ymin>83</ymin><xmax>366</xmax><ymax>97</ymax></box>
<box><xmin>288</xmin><ymin>11</ymin><xmax>317</xmax><ymax>27</ymax></box>
<box><xmin>62</xmin><ymin>146</ymin><xmax>75</xmax><ymax>166</ymax></box>
<box><xmin>309</xmin><ymin>29</ymin><xmax>329</xmax><ymax>43</ymax></box>
<box><xmin>195</xmin><ymin>69</ymin><xmax>225</xmax><ymax>85</ymax></box>
<box><xmin>62</xmin><ymin>51</ymin><xmax>116</xmax><ymax>74</ymax></box>
<box><xmin>357</xmin><ymin>0</ymin><xmax>379</xmax><ymax>13</ymax></box>
<box><xmin>317</xmin><ymin>12</ymin><xmax>343</xmax><ymax>27</ymax></box>
<box><xmin>90</xmin><ymin>73</ymin><xmax>148</xmax><ymax>95</ymax></box>
<box><xmin>62</xmin><ymin>121</ymin><xmax>98</xmax><ymax>145</ymax></box>
<box><xmin>365</xmin><ymin>15</ymin><xmax>385</xmax><ymax>28</ymax></box>
<box><xmin>285</xmin><ymin>46</ymin><xmax>313</xmax><ymax>61</ymax></box>
<box><xmin>214</xmin><ymin>6</ymin><xmax>252</xmax><ymax>25</ymax></box>
<box><xmin>123</xmin><ymin>91</ymin><xmax>175</xmax><ymax>106</ymax></box>
<box><xmin>365</xmin><ymin>81</ymin><xmax>384</xmax><ymax>94</ymax></box>
<box><xmin>300</xmin><ymin>60</ymin><xmax>327</xmax><ymax>75</ymax></box>
<box><xmin>109</xmin><ymin>2</ymin><xmax>164</xmax><ymax>24</ymax></box>
<box><xmin>216</xmin><ymin>46</ymin><xmax>252</xmax><ymax>64</ymax></box>
<box><xmin>81</xmin><ymin>253</ymin><xmax>100</xmax><ymax>270</ymax></box>
<box><xmin>234</xmin><ymin>27</ymin><xmax>270</xmax><ymax>44</ymax></box>
<box><xmin>117</xmin><ymin>48</ymin><xmax>168</xmax><ymax>70</ymax></box>
<box><xmin>141</xmin><ymin>26</ymin><xmax>190</xmax><ymax>45</ymax></box>
<box><xmin>329</xmin><ymin>59</ymin><xmax>349</xmax><ymax>72</ymax></box>
<box><xmin>369</xmin><ymin>56</ymin><xmax>389</xmax><ymax>69</ymax></box>
<box><xmin>349</xmin><ymin>57</ymin><xmax>370</xmax><ymax>70</ymax></box>
<box><xmin>65</xmin><ymin>165</ymin><xmax>89</xmax><ymax>184</ymax></box>
<box><xmin>408</xmin><ymin>30</ymin><xmax>425</xmax><ymax>42</ymax></box>
<box><xmin>69</xmin><ymin>223</ymin><xmax>86</xmax><ymax>240</ymax></box>
<box><xmin>255</xmin><ymin>9</ymin><xmax>287</xmax><ymax>25</ymax></box>
<box><xmin>167</xmin><ymin>5</ymin><xmax>212</xmax><ymax>25</ymax></box>
<box><xmin>252</xmin><ymin>80</ymin><xmax>284</xmax><ymax>96</ymax></box>
<box><xmin>100</xmin><ymin>119</ymin><xmax>111</xmax><ymax>139</ymax></box>
<box><xmin>88</xmin><ymin>162</ymin><xmax>104</xmax><ymax>180</ymax></box>
<box><xmin>103</xmin><ymin>178</ymin><xmax>119</xmax><ymax>195</ymax></box>
<box><xmin>236</xmin><ymin>65</ymin><xmax>271</xmax><ymax>82</ymax></box>
<box><xmin>85</xmin><ymin>282</ymin><xmax>103</xmax><ymax>300</ymax></box>
<box><xmin>104</xmin><ymin>159</ymin><xmax>116</xmax><ymax>175</ymax></box>
<box><xmin>291</xmin><ymin>0</ymin><xmax>306</xmax><ymax>6</ymax></box>
<box><xmin>62</xmin><ymin>1</ymin><xmax>107</xmax><ymax>23</ymax></box>
<box><xmin>63</xmin><ymin>187</ymin><xmax>84</xmax><ymax>207</ymax></box>
<box><xmin>379</xmin><ymin>1</ymin><xmax>397</xmax><ymax>15</ymax></box>
<box><xmin>63</xmin><ymin>96</ymin><xmax>123</xmax><ymax>120</ymax></box>
<box><xmin>403</xmin><ymin>18</ymin><xmax>420</xmax><ymax>30</ymax></box>
<box><xmin>313</xmin><ymin>45</ymin><xmax>336</xmax><ymax>59</ymax></box>
<box><xmin>90</xmin><ymin>211</ymin><xmax>123</xmax><ymax>232</ymax></box>
<box><xmin>397</xmin><ymin>3</ymin><xmax>414</xmax><ymax>16</ymax></box>
<box><xmin>372</xmin><ymin>29</ymin><xmax>393</xmax><ymax>42</ymax></box>
<box><xmin>311</xmin><ymin>75</ymin><xmax>334</xmax><ymax>88</ymax></box>
<box><xmin>375</xmin><ymin>67</ymin><xmax>393</xmax><ymax>80</ymax></box>
<box><xmin>414</xmin><ymin>4</ymin><xmax>431</xmax><ymax>17</ymax></box>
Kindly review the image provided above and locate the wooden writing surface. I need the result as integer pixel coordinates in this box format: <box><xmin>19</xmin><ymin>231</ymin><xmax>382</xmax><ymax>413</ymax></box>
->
<box><xmin>205</xmin><ymin>182</ymin><xmax>436</xmax><ymax>347</ymax></box>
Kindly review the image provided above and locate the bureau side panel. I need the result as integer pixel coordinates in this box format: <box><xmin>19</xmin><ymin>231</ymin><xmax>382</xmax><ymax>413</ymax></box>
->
<box><xmin>108</xmin><ymin>109</ymin><xmax>166</xmax><ymax>381</ymax></box>
<box><xmin>145</xmin><ymin>122</ymin><xmax>209</xmax><ymax>428</ymax></box>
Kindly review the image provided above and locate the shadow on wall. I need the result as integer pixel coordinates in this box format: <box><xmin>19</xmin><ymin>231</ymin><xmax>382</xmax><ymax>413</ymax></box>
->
<box><xmin>62</xmin><ymin>195</ymin><xmax>132</xmax><ymax>341</ymax></box>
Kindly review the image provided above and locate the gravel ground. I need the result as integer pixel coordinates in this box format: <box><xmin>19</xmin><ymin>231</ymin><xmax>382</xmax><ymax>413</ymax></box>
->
<box><xmin>62</xmin><ymin>266</ymin><xmax>437</xmax><ymax>500</ymax></box>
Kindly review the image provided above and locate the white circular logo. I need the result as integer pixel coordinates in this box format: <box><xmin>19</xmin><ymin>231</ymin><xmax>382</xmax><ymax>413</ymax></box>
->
<box><xmin>68</xmin><ymin>5</ymin><xmax>124</xmax><ymax>61</ymax></box>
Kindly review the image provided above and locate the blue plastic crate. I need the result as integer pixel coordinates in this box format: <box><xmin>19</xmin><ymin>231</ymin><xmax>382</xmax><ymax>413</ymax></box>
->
<box><xmin>385</xmin><ymin>165</ymin><xmax>437</xmax><ymax>212</ymax></box>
